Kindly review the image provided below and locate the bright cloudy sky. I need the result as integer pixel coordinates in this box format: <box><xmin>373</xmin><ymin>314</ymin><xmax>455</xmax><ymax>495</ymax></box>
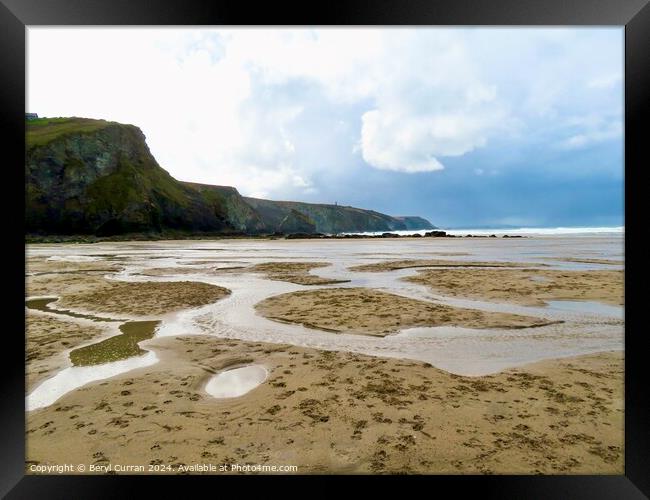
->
<box><xmin>27</xmin><ymin>27</ymin><xmax>623</xmax><ymax>228</ymax></box>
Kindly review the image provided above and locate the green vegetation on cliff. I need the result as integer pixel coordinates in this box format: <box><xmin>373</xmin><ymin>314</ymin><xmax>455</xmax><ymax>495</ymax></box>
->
<box><xmin>27</xmin><ymin>117</ymin><xmax>115</xmax><ymax>148</ymax></box>
<box><xmin>26</xmin><ymin>117</ymin><xmax>435</xmax><ymax>237</ymax></box>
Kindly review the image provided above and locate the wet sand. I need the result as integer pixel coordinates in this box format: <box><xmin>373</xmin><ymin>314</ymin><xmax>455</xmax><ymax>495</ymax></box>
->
<box><xmin>26</xmin><ymin>257</ymin><xmax>123</xmax><ymax>275</ymax></box>
<box><xmin>349</xmin><ymin>259</ymin><xmax>533</xmax><ymax>272</ymax></box>
<box><xmin>59</xmin><ymin>280</ymin><xmax>231</xmax><ymax>317</ymax></box>
<box><xmin>136</xmin><ymin>261</ymin><xmax>351</xmax><ymax>285</ymax></box>
<box><xmin>255</xmin><ymin>287</ymin><xmax>557</xmax><ymax>336</ymax></box>
<box><xmin>405</xmin><ymin>268</ymin><xmax>623</xmax><ymax>306</ymax></box>
<box><xmin>26</xmin><ymin>335</ymin><xmax>623</xmax><ymax>474</ymax></box>
<box><xmin>542</xmin><ymin>257</ymin><xmax>623</xmax><ymax>265</ymax></box>
<box><xmin>136</xmin><ymin>267</ymin><xmax>217</xmax><ymax>276</ymax></box>
<box><xmin>25</xmin><ymin>258</ymin><xmax>231</xmax><ymax>392</ymax></box>
<box><xmin>26</xmin><ymin>314</ymin><xmax>110</xmax><ymax>392</ymax></box>
<box><xmin>245</xmin><ymin>262</ymin><xmax>350</xmax><ymax>285</ymax></box>
<box><xmin>24</xmin><ymin>238</ymin><xmax>624</xmax><ymax>474</ymax></box>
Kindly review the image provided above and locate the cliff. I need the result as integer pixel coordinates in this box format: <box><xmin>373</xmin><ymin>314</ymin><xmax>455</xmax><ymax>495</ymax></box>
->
<box><xmin>26</xmin><ymin>118</ymin><xmax>246</xmax><ymax>235</ymax></box>
<box><xmin>392</xmin><ymin>216</ymin><xmax>436</xmax><ymax>230</ymax></box>
<box><xmin>243</xmin><ymin>198</ymin><xmax>434</xmax><ymax>233</ymax></box>
<box><xmin>26</xmin><ymin>117</ymin><xmax>435</xmax><ymax>236</ymax></box>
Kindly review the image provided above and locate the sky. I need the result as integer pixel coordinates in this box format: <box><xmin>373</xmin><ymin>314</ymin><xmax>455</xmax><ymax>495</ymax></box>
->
<box><xmin>27</xmin><ymin>27</ymin><xmax>624</xmax><ymax>228</ymax></box>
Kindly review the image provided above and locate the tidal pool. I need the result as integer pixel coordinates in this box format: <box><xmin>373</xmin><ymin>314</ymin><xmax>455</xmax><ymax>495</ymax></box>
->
<box><xmin>25</xmin><ymin>297</ymin><xmax>121</xmax><ymax>322</ymax></box>
<box><xmin>546</xmin><ymin>300</ymin><xmax>623</xmax><ymax>318</ymax></box>
<box><xmin>26</xmin><ymin>298</ymin><xmax>162</xmax><ymax>410</ymax></box>
<box><xmin>27</xmin><ymin>351</ymin><xmax>158</xmax><ymax>411</ymax></box>
<box><xmin>26</xmin><ymin>298</ymin><xmax>160</xmax><ymax>365</ymax></box>
<box><xmin>205</xmin><ymin>365</ymin><xmax>268</xmax><ymax>398</ymax></box>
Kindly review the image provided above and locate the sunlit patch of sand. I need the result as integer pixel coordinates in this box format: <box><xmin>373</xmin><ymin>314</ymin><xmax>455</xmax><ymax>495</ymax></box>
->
<box><xmin>255</xmin><ymin>287</ymin><xmax>556</xmax><ymax>336</ymax></box>
<box><xmin>405</xmin><ymin>268</ymin><xmax>623</xmax><ymax>306</ymax></box>
<box><xmin>60</xmin><ymin>281</ymin><xmax>231</xmax><ymax>316</ymax></box>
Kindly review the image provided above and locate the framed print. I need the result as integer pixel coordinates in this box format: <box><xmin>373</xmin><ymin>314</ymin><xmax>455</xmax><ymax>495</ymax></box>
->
<box><xmin>1</xmin><ymin>0</ymin><xmax>648</xmax><ymax>497</ymax></box>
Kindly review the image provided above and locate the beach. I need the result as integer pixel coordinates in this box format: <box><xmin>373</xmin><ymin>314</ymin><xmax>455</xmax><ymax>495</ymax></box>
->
<box><xmin>25</xmin><ymin>234</ymin><xmax>624</xmax><ymax>474</ymax></box>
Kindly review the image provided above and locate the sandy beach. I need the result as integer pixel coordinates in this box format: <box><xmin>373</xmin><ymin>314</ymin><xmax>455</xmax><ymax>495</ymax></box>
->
<box><xmin>255</xmin><ymin>287</ymin><xmax>557</xmax><ymax>335</ymax></box>
<box><xmin>25</xmin><ymin>236</ymin><xmax>624</xmax><ymax>474</ymax></box>
<box><xmin>233</xmin><ymin>261</ymin><xmax>350</xmax><ymax>285</ymax></box>
<box><xmin>26</xmin><ymin>334</ymin><xmax>623</xmax><ymax>474</ymax></box>
<box><xmin>404</xmin><ymin>267</ymin><xmax>623</xmax><ymax>307</ymax></box>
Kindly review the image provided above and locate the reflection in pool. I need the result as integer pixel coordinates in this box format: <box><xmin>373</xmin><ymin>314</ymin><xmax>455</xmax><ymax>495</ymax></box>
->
<box><xmin>205</xmin><ymin>365</ymin><xmax>268</xmax><ymax>398</ymax></box>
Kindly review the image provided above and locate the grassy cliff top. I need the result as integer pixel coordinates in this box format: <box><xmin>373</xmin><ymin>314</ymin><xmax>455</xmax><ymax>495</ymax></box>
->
<box><xmin>26</xmin><ymin>117</ymin><xmax>121</xmax><ymax>147</ymax></box>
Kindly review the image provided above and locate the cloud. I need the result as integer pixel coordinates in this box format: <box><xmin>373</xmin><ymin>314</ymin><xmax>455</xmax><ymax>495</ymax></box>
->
<box><xmin>360</xmin><ymin>109</ymin><xmax>501</xmax><ymax>172</ymax></box>
<box><xmin>352</xmin><ymin>31</ymin><xmax>509</xmax><ymax>173</ymax></box>
<box><xmin>27</xmin><ymin>27</ymin><xmax>623</xmax><ymax>202</ymax></box>
<box><xmin>557</xmin><ymin>114</ymin><xmax>622</xmax><ymax>150</ymax></box>
<box><xmin>360</xmin><ymin>110</ymin><xmax>445</xmax><ymax>172</ymax></box>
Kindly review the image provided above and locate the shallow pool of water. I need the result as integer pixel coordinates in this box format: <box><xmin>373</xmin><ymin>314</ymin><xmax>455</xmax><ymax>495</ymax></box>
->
<box><xmin>26</xmin><ymin>298</ymin><xmax>160</xmax><ymax>366</ymax></box>
<box><xmin>26</xmin><ymin>297</ymin><xmax>162</xmax><ymax>410</ymax></box>
<box><xmin>27</xmin><ymin>350</ymin><xmax>159</xmax><ymax>411</ymax></box>
<box><xmin>546</xmin><ymin>300</ymin><xmax>623</xmax><ymax>318</ymax></box>
<box><xmin>25</xmin><ymin>297</ymin><xmax>122</xmax><ymax>323</ymax></box>
<box><xmin>205</xmin><ymin>365</ymin><xmax>268</xmax><ymax>398</ymax></box>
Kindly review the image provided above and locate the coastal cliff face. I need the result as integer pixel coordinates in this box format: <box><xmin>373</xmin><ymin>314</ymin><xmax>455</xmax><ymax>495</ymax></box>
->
<box><xmin>26</xmin><ymin>118</ymin><xmax>240</xmax><ymax>235</ymax></box>
<box><xmin>180</xmin><ymin>182</ymin><xmax>266</xmax><ymax>233</ymax></box>
<box><xmin>26</xmin><ymin>117</ymin><xmax>435</xmax><ymax>236</ymax></box>
<box><xmin>243</xmin><ymin>198</ymin><xmax>434</xmax><ymax>233</ymax></box>
<box><xmin>392</xmin><ymin>216</ymin><xmax>436</xmax><ymax>230</ymax></box>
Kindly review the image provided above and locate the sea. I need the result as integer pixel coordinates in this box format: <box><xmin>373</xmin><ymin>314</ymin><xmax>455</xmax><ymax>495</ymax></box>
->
<box><xmin>342</xmin><ymin>226</ymin><xmax>624</xmax><ymax>237</ymax></box>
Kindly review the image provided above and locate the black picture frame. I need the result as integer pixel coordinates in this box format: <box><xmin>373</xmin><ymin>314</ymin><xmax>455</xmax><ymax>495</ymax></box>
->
<box><xmin>1</xmin><ymin>0</ymin><xmax>647</xmax><ymax>497</ymax></box>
